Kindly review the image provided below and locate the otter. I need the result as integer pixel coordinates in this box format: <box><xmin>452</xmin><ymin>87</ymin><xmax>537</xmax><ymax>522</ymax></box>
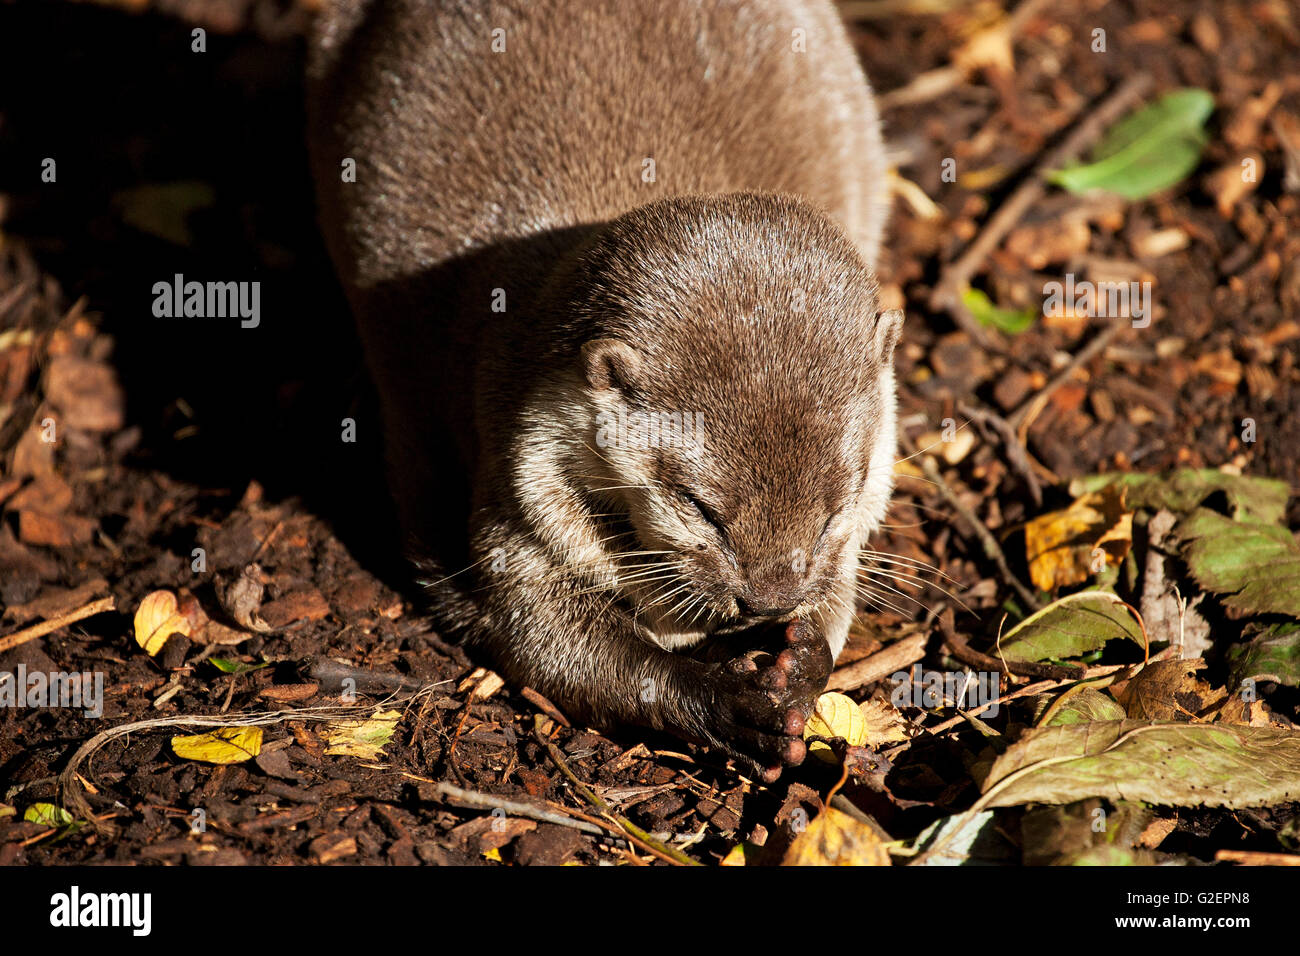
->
<box><xmin>307</xmin><ymin>0</ymin><xmax>900</xmax><ymax>780</ymax></box>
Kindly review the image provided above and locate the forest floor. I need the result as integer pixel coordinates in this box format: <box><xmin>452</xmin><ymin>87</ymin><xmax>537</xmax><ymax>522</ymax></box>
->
<box><xmin>1</xmin><ymin>0</ymin><xmax>1298</xmax><ymax>865</ymax></box>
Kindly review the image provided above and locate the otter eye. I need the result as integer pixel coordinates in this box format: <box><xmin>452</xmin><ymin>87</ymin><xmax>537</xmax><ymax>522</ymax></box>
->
<box><xmin>816</xmin><ymin>506</ymin><xmax>843</xmax><ymax>549</ymax></box>
<box><xmin>678</xmin><ymin>489</ymin><xmax>726</xmax><ymax>538</ymax></box>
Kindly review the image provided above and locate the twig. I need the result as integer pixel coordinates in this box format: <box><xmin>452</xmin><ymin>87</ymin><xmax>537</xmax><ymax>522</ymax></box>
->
<box><xmin>430</xmin><ymin>781</ymin><xmax>605</xmax><ymax>837</ymax></box>
<box><xmin>0</xmin><ymin>596</ymin><xmax>115</xmax><ymax>654</ymax></box>
<box><xmin>924</xmin><ymin>678</ymin><xmax>1062</xmax><ymax>736</ymax></box>
<box><xmin>928</xmin><ymin>72</ymin><xmax>1154</xmax><ymax>346</ymax></box>
<box><xmin>957</xmin><ymin>401</ymin><xmax>1042</xmax><ymax>507</ymax></box>
<box><xmin>827</xmin><ymin>632</ymin><xmax>928</xmax><ymax>691</ymax></box>
<box><xmin>536</xmin><ymin>727</ymin><xmax>701</xmax><ymax>866</ymax></box>
<box><xmin>520</xmin><ymin>685</ymin><xmax>571</xmax><ymax>728</ymax></box>
<box><xmin>1215</xmin><ymin>849</ymin><xmax>1300</xmax><ymax>866</ymax></box>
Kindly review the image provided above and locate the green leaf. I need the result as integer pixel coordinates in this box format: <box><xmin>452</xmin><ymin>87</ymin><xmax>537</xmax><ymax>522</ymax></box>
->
<box><xmin>1070</xmin><ymin>470</ymin><xmax>1289</xmax><ymax>524</ymax></box>
<box><xmin>998</xmin><ymin>591</ymin><xmax>1145</xmax><ymax>664</ymax></box>
<box><xmin>1048</xmin><ymin>89</ymin><xmax>1214</xmax><ymax>199</ymax></box>
<box><xmin>1041</xmin><ymin>687</ymin><xmax>1128</xmax><ymax>726</ymax></box>
<box><xmin>24</xmin><ymin>803</ymin><xmax>74</xmax><ymax>828</ymax></box>
<box><xmin>960</xmin><ymin>287</ymin><xmax>1036</xmax><ymax>334</ymax></box>
<box><xmin>322</xmin><ymin>709</ymin><xmax>400</xmax><ymax>761</ymax></box>
<box><xmin>209</xmin><ymin>657</ymin><xmax>270</xmax><ymax>675</ymax></box>
<box><xmin>1227</xmin><ymin>621</ymin><xmax>1300</xmax><ymax>688</ymax></box>
<box><xmin>980</xmin><ymin>720</ymin><xmax>1300</xmax><ymax>808</ymax></box>
<box><xmin>1176</xmin><ymin>509</ymin><xmax>1300</xmax><ymax>617</ymax></box>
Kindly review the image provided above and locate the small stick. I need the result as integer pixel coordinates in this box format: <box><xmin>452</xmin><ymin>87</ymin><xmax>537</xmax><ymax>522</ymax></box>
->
<box><xmin>431</xmin><ymin>780</ymin><xmax>605</xmax><ymax>837</ymax></box>
<box><xmin>0</xmin><ymin>595</ymin><xmax>115</xmax><ymax>654</ymax></box>
<box><xmin>924</xmin><ymin>678</ymin><xmax>1062</xmax><ymax>736</ymax></box>
<box><xmin>957</xmin><ymin>401</ymin><xmax>1042</xmax><ymax>507</ymax></box>
<box><xmin>872</xmin><ymin>0</ymin><xmax>1051</xmax><ymax>109</ymax></box>
<box><xmin>520</xmin><ymin>685</ymin><xmax>571</xmax><ymax>728</ymax></box>
<box><xmin>929</xmin><ymin>72</ymin><xmax>1154</xmax><ymax>345</ymax></box>
<box><xmin>827</xmin><ymin>632</ymin><xmax>928</xmax><ymax>691</ymax></box>
<box><xmin>1215</xmin><ymin>849</ymin><xmax>1300</xmax><ymax>866</ymax></box>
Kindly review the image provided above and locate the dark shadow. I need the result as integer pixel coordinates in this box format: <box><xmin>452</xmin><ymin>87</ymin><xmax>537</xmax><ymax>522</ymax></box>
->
<box><xmin>0</xmin><ymin>3</ymin><xmax>408</xmax><ymax>586</ymax></box>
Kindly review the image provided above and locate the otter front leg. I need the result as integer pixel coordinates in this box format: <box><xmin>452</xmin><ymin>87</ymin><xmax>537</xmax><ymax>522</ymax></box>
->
<box><xmin>470</xmin><ymin>567</ymin><xmax>830</xmax><ymax>781</ymax></box>
<box><xmin>683</xmin><ymin>619</ymin><xmax>834</xmax><ymax>780</ymax></box>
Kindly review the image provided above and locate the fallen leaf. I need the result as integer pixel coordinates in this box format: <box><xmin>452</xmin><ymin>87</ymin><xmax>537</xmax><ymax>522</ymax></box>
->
<box><xmin>980</xmin><ymin>720</ymin><xmax>1300</xmax><ymax>808</ymax></box>
<box><xmin>23</xmin><ymin>802</ymin><xmax>74</xmax><ymax>828</ymax></box>
<box><xmin>322</xmin><ymin>709</ymin><xmax>400</xmax><ymax>760</ymax></box>
<box><xmin>998</xmin><ymin>591</ymin><xmax>1145</xmax><ymax>665</ymax></box>
<box><xmin>44</xmin><ymin>355</ymin><xmax>125</xmax><ymax>432</ymax></box>
<box><xmin>858</xmin><ymin>696</ymin><xmax>910</xmax><ymax>746</ymax></box>
<box><xmin>1114</xmin><ymin>659</ymin><xmax>1226</xmax><ymax>721</ymax></box>
<box><xmin>1070</xmin><ymin>470</ymin><xmax>1288</xmax><ymax>524</ymax></box>
<box><xmin>910</xmin><ymin>810</ymin><xmax>1011</xmax><ymax>866</ymax></box>
<box><xmin>804</xmin><ymin>692</ymin><xmax>868</xmax><ymax>761</ymax></box>
<box><xmin>171</xmin><ymin>727</ymin><xmax>263</xmax><ymax>764</ymax></box>
<box><xmin>1176</xmin><ymin>509</ymin><xmax>1300</xmax><ymax>617</ymax></box>
<box><xmin>1227</xmin><ymin>621</ymin><xmax>1300</xmax><ymax>688</ymax></box>
<box><xmin>1025</xmin><ymin>485</ymin><xmax>1132</xmax><ymax>590</ymax></box>
<box><xmin>6</xmin><ymin>474</ymin><xmax>73</xmax><ymax>514</ymax></box>
<box><xmin>961</xmin><ymin>286</ymin><xmax>1035</xmax><ymax>334</ymax></box>
<box><xmin>133</xmin><ymin>589</ymin><xmax>192</xmax><ymax>656</ymax></box>
<box><xmin>2</xmin><ymin>578</ymin><xmax>108</xmax><ymax>624</ymax></box>
<box><xmin>781</xmin><ymin>807</ymin><xmax>890</xmax><ymax>866</ymax></box>
<box><xmin>1040</xmin><ymin>687</ymin><xmax>1128</xmax><ymax>726</ymax></box>
<box><xmin>18</xmin><ymin>510</ymin><xmax>96</xmax><ymax>548</ymax></box>
<box><xmin>1049</xmin><ymin>89</ymin><xmax>1214</xmax><ymax>199</ymax></box>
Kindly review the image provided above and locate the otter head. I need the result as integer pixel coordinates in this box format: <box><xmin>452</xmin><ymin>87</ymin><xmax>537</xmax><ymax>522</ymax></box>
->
<box><xmin>574</xmin><ymin>193</ymin><xmax>901</xmax><ymax>633</ymax></box>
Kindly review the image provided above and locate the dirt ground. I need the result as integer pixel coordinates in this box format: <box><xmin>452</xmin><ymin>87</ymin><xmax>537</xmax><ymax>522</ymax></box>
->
<box><xmin>1</xmin><ymin>0</ymin><xmax>1298</xmax><ymax>865</ymax></box>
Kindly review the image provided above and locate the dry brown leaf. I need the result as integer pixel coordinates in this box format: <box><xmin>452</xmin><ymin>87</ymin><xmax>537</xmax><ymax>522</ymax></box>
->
<box><xmin>859</xmin><ymin>696</ymin><xmax>910</xmax><ymax>747</ymax></box>
<box><xmin>1114</xmin><ymin>659</ymin><xmax>1227</xmax><ymax>721</ymax></box>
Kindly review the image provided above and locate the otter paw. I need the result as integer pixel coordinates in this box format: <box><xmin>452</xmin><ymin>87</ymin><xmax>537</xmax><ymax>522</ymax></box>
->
<box><xmin>703</xmin><ymin>620</ymin><xmax>833</xmax><ymax>782</ymax></box>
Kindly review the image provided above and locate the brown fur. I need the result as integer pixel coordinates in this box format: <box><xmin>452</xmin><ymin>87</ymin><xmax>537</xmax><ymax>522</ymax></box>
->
<box><xmin>307</xmin><ymin>0</ymin><xmax>900</xmax><ymax>774</ymax></box>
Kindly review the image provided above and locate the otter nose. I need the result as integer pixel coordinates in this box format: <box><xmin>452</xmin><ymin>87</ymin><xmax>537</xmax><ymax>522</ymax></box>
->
<box><xmin>735</xmin><ymin>597</ymin><xmax>797</xmax><ymax>618</ymax></box>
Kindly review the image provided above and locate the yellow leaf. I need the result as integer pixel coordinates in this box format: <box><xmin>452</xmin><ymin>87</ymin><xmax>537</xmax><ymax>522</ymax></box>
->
<box><xmin>322</xmin><ymin>709</ymin><xmax>400</xmax><ymax>760</ymax></box>
<box><xmin>134</xmin><ymin>590</ymin><xmax>191</xmax><ymax>656</ymax></box>
<box><xmin>782</xmin><ymin>807</ymin><xmax>891</xmax><ymax>866</ymax></box>
<box><xmin>804</xmin><ymin>692</ymin><xmax>868</xmax><ymax>762</ymax></box>
<box><xmin>720</xmin><ymin>844</ymin><xmax>750</xmax><ymax>867</ymax></box>
<box><xmin>1024</xmin><ymin>486</ymin><xmax>1132</xmax><ymax>591</ymax></box>
<box><xmin>483</xmin><ymin>847</ymin><xmax>502</xmax><ymax>862</ymax></box>
<box><xmin>171</xmin><ymin>727</ymin><xmax>263</xmax><ymax>764</ymax></box>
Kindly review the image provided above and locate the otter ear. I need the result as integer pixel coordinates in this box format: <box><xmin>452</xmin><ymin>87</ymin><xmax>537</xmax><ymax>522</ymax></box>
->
<box><xmin>871</xmin><ymin>308</ymin><xmax>904</xmax><ymax>362</ymax></box>
<box><xmin>581</xmin><ymin>338</ymin><xmax>642</xmax><ymax>392</ymax></box>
